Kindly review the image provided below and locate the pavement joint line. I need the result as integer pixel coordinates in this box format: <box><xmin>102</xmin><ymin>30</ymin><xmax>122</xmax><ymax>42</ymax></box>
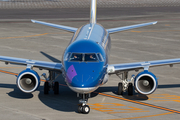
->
<box><xmin>96</xmin><ymin>92</ymin><xmax>180</xmax><ymax>114</ymax></box>
<box><xmin>0</xmin><ymin>29</ymin><xmax>179</xmax><ymax>40</ymax></box>
<box><xmin>0</xmin><ymin>32</ymin><xmax>70</xmax><ymax>40</ymax></box>
<box><xmin>106</xmin><ymin>112</ymin><xmax>173</xmax><ymax>120</ymax></box>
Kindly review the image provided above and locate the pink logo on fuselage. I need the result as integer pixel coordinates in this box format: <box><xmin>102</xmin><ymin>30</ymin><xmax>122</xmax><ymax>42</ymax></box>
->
<box><xmin>66</xmin><ymin>65</ymin><xmax>77</xmax><ymax>83</ymax></box>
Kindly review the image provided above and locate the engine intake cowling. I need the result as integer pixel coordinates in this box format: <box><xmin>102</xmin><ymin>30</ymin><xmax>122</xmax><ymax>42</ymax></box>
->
<box><xmin>16</xmin><ymin>69</ymin><xmax>40</xmax><ymax>93</ymax></box>
<box><xmin>134</xmin><ymin>70</ymin><xmax>158</xmax><ymax>95</ymax></box>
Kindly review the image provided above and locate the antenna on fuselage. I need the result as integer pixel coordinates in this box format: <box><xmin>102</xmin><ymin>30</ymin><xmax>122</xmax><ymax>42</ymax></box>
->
<box><xmin>90</xmin><ymin>0</ymin><xmax>97</xmax><ymax>24</ymax></box>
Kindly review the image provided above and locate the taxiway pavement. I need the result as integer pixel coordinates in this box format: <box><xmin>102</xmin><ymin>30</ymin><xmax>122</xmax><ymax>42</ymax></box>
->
<box><xmin>0</xmin><ymin>5</ymin><xmax>180</xmax><ymax>120</ymax></box>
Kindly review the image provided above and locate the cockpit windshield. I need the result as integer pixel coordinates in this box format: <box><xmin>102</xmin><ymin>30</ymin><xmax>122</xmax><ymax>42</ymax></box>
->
<box><xmin>69</xmin><ymin>53</ymin><xmax>102</xmax><ymax>62</ymax></box>
<box><xmin>84</xmin><ymin>53</ymin><xmax>98</xmax><ymax>62</ymax></box>
<box><xmin>69</xmin><ymin>53</ymin><xmax>83</xmax><ymax>62</ymax></box>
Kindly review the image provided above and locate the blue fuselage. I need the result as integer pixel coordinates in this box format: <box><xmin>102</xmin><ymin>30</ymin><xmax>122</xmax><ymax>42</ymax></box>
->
<box><xmin>62</xmin><ymin>23</ymin><xmax>111</xmax><ymax>93</ymax></box>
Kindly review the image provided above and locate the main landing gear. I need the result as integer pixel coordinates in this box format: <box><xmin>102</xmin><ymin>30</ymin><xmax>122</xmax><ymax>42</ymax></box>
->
<box><xmin>78</xmin><ymin>94</ymin><xmax>90</xmax><ymax>114</ymax></box>
<box><xmin>42</xmin><ymin>71</ymin><xmax>60</xmax><ymax>95</ymax></box>
<box><xmin>117</xmin><ymin>72</ymin><xmax>134</xmax><ymax>96</ymax></box>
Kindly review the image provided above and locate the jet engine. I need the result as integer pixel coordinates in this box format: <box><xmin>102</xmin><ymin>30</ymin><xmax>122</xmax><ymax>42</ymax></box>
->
<box><xmin>134</xmin><ymin>70</ymin><xmax>158</xmax><ymax>95</ymax></box>
<box><xmin>16</xmin><ymin>69</ymin><xmax>40</xmax><ymax>93</ymax></box>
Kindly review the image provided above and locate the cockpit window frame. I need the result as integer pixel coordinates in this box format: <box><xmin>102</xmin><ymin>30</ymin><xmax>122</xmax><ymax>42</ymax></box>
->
<box><xmin>67</xmin><ymin>52</ymin><xmax>104</xmax><ymax>63</ymax></box>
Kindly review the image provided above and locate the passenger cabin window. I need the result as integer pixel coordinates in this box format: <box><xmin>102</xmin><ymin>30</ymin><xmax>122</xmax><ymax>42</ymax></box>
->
<box><xmin>69</xmin><ymin>53</ymin><xmax>83</xmax><ymax>62</ymax></box>
<box><xmin>97</xmin><ymin>53</ymin><xmax>104</xmax><ymax>62</ymax></box>
<box><xmin>84</xmin><ymin>54</ymin><xmax>98</xmax><ymax>62</ymax></box>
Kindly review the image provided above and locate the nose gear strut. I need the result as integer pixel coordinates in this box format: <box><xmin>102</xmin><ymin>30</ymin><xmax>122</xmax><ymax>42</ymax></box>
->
<box><xmin>78</xmin><ymin>94</ymin><xmax>90</xmax><ymax>114</ymax></box>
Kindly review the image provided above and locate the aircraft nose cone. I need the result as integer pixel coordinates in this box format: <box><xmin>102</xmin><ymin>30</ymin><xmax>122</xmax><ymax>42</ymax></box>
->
<box><xmin>65</xmin><ymin>64</ymin><xmax>103</xmax><ymax>87</ymax></box>
<box><xmin>73</xmin><ymin>74</ymin><xmax>92</xmax><ymax>87</ymax></box>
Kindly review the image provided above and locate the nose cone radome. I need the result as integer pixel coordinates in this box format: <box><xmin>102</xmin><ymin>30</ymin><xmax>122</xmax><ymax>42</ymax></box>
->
<box><xmin>72</xmin><ymin>74</ymin><xmax>98</xmax><ymax>87</ymax></box>
<box><xmin>67</xmin><ymin>72</ymin><xmax>100</xmax><ymax>88</ymax></box>
<box><xmin>66</xmin><ymin>63</ymin><xmax>103</xmax><ymax>88</ymax></box>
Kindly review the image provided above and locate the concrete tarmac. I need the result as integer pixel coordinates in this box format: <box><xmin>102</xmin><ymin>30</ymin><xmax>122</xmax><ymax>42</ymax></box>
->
<box><xmin>0</xmin><ymin>6</ymin><xmax>180</xmax><ymax>120</ymax></box>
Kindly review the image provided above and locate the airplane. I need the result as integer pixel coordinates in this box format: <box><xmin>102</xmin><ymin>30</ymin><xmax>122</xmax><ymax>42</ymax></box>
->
<box><xmin>0</xmin><ymin>0</ymin><xmax>180</xmax><ymax>114</ymax></box>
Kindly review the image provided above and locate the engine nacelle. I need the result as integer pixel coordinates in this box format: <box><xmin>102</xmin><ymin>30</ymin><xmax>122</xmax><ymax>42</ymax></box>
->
<box><xmin>16</xmin><ymin>69</ymin><xmax>40</xmax><ymax>93</ymax></box>
<box><xmin>134</xmin><ymin>70</ymin><xmax>158</xmax><ymax>95</ymax></box>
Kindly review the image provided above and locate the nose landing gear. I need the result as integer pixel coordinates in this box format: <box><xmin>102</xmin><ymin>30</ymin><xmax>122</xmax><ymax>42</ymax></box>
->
<box><xmin>78</xmin><ymin>94</ymin><xmax>90</xmax><ymax>114</ymax></box>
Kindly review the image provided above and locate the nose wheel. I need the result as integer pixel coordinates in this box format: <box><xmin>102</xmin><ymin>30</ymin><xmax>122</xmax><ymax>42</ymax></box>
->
<box><xmin>78</xmin><ymin>104</ymin><xmax>90</xmax><ymax>114</ymax></box>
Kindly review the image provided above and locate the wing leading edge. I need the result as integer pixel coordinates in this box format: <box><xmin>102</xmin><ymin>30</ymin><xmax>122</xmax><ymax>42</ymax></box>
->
<box><xmin>0</xmin><ymin>56</ymin><xmax>62</xmax><ymax>71</ymax></box>
<box><xmin>108</xmin><ymin>58</ymin><xmax>180</xmax><ymax>74</ymax></box>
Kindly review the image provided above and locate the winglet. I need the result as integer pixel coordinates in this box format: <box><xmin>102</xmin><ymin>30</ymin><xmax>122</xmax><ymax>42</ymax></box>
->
<box><xmin>153</xmin><ymin>21</ymin><xmax>158</xmax><ymax>25</ymax></box>
<box><xmin>31</xmin><ymin>19</ymin><xmax>36</xmax><ymax>23</ymax></box>
<box><xmin>90</xmin><ymin>0</ymin><xmax>97</xmax><ymax>24</ymax></box>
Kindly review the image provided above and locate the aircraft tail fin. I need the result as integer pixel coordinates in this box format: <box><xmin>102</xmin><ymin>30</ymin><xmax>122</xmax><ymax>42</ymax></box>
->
<box><xmin>90</xmin><ymin>0</ymin><xmax>97</xmax><ymax>24</ymax></box>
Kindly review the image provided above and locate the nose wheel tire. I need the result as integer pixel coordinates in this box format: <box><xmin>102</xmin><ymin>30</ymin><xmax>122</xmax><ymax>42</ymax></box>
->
<box><xmin>78</xmin><ymin>104</ymin><xmax>90</xmax><ymax>114</ymax></box>
<box><xmin>44</xmin><ymin>81</ymin><xmax>49</xmax><ymax>94</ymax></box>
<box><xmin>78</xmin><ymin>105</ymin><xmax>82</xmax><ymax>113</ymax></box>
<box><xmin>118</xmin><ymin>82</ymin><xmax>123</xmax><ymax>95</ymax></box>
<box><xmin>82</xmin><ymin>105</ymin><xmax>90</xmax><ymax>114</ymax></box>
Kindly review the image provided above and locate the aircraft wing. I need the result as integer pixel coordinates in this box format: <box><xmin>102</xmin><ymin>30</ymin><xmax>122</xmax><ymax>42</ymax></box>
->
<box><xmin>107</xmin><ymin>58</ymin><xmax>180</xmax><ymax>74</ymax></box>
<box><xmin>0</xmin><ymin>56</ymin><xmax>62</xmax><ymax>71</ymax></box>
<box><xmin>107</xmin><ymin>21</ymin><xmax>157</xmax><ymax>34</ymax></box>
<box><xmin>31</xmin><ymin>20</ymin><xmax>78</xmax><ymax>33</ymax></box>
